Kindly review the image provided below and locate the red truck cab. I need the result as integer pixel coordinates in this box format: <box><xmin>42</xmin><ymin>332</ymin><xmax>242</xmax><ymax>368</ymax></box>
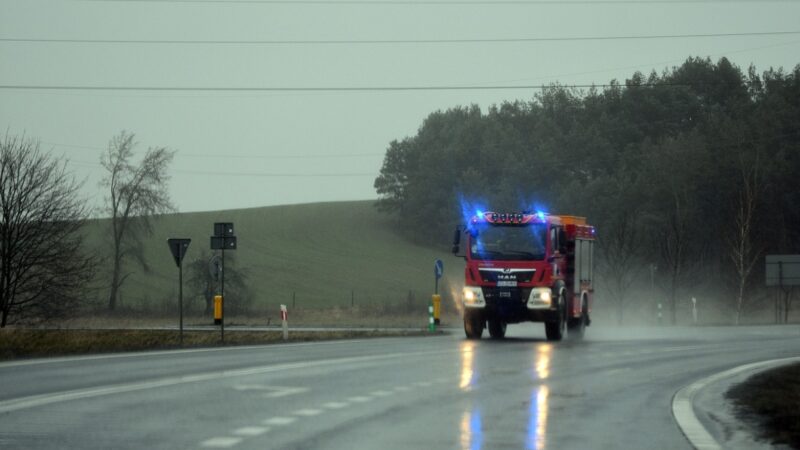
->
<box><xmin>452</xmin><ymin>211</ymin><xmax>596</xmax><ymax>341</ymax></box>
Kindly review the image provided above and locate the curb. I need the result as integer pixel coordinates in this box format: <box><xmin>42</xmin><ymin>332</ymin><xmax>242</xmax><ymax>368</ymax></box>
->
<box><xmin>672</xmin><ymin>356</ymin><xmax>800</xmax><ymax>450</ymax></box>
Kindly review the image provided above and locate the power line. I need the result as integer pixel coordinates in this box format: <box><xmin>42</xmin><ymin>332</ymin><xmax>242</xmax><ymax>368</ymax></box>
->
<box><xmin>66</xmin><ymin>159</ymin><xmax>377</xmax><ymax>177</ymax></box>
<box><xmin>3</xmin><ymin>31</ymin><xmax>800</xmax><ymax>46</ymax></box>
<box><xmin>43</xmin><ymin>140</ymin><xmax>384</xmax><ymax>159</ymax></box>
<box><xmin>78</xmin><ymin>0</ymin><xmax>800</xmax><ymax>5</ymax></box>
<box><xmin>0</xmin><ymin>82</ymin><xmax>756</xmax><ymax>92</ymax></box>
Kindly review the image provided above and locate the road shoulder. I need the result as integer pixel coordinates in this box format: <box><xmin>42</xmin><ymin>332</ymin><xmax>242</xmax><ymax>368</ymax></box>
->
<box><xmin>673</xmin><ymin>357</ymin><xmax>800</xmax><ymax>450</ymax></box>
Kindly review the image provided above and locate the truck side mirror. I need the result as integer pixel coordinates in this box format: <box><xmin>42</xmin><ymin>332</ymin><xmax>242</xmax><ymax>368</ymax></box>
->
<box><xmin>451</xmin><ymin>227</ymin><xmax>461</xmax><ymax>255</ymax></box>
<box><xmin>558</xmin><ymin>228</ymin><xmax>567</xmax><ymax>254</ymax></box>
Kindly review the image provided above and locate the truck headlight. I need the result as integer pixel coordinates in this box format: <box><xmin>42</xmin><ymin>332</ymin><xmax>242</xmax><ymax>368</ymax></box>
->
<box><xmin>527</xmin><ymin>288</ymin><xmax>552</xmax><ymax>309</ymax></box>
<box><xmin>462</xmin><ymin>287</ymin><xmax>485</xmax><ymax>308</ymax></box>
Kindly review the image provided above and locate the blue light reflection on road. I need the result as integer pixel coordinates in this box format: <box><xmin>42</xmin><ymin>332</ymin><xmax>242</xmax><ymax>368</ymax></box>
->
<box><xmin>460</xmin><ymin>408</ymin><xmax>483</xmax><ymax>450</ymax></box>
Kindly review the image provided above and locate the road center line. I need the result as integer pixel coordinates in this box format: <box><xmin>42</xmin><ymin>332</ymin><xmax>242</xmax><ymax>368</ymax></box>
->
<box><xmin>323</xmin><ymin>401</ymin><xmax>349</xmax><ymax>409</ymax></box>
<box><xmin>200</xmin><ymin>437</ymin><xmax>243</xmax><ymax>448</ymax></box>
<box><xmin>262</xmin><ymin>417</ymin><xmax>297</xmax><ymax>426</ymax></box>
<box><xmin>232</xmin><ymin>427</ymin><xmax>269</xmax><ymax>436</ymax></box>
<box><xmin>294</xmin><ymin>408</ymin><xmax>324</xmax><ymax>416</ymax></box>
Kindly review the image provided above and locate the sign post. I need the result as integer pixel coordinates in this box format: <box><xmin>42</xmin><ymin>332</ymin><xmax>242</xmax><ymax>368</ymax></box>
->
<box><xmin>211</xmin><ymin>223</ymin><xmax>237</xmax><ymax>343</ymax></box>
<box><xmin>167</xmin><ymin>238</ymin><xmax>191</xmax><ymax>346</ymax></box>
<box><xmin>432</xmin><ymin>259</ymin><xmax>444</xmax><ymax>326</ymax></box>
<box><xmin>766</xmin><ymin>255</ymin><xmax>800</xmax><ymax>323</ymax></box>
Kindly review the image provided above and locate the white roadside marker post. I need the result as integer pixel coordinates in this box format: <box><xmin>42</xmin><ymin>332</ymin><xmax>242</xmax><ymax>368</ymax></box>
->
<box><xmin>281</xmin><ymin>304</ymin><xmax>288</xmax><ymax>341</ymax></box>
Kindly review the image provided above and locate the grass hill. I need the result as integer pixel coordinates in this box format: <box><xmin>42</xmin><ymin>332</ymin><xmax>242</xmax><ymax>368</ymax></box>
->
<box><xmin>83</xmin><ymin>200</ymin><xmax>461</xmax><ymax>317</ymax></box>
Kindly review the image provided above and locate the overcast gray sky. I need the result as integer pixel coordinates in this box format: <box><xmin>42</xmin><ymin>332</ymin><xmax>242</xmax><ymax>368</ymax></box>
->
<box><xmin>1</xmin><ymin>0</ymin><xmax>799</xmax><ymax>215</ymax></box>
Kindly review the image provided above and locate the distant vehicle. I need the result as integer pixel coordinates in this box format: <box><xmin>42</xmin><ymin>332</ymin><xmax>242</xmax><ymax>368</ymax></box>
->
<box><xmin>452</xmin><ymin>211</ymin><xmax>596</xmax><ymax>341</ymax></box>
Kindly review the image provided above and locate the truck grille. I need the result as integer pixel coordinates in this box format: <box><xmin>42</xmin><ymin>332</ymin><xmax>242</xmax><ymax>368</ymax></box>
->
<box><xmin>478</xmin><ymin>269</ymin><xmax>535</xmax><ymax>283</ymax></box>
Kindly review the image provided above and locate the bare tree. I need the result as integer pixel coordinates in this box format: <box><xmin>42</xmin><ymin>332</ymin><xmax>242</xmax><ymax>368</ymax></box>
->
<box><xmin>598</xmin><ymin>206</ymin><xmax>644</xmax><ymax>325</ymax></box>
<box><xmin>100</xmin><ymin>131</ymin><xmax>175</xmax><ymax>311</ymax></box>
<box><xmin>728</xmin><ymin>149</ymin><xmax>762</xmax><ymax>325</ymax></box>
<box><xmin>0</xmin><ymin>134</ymin><xmax>95</xmax><ymax>327</ymax></box>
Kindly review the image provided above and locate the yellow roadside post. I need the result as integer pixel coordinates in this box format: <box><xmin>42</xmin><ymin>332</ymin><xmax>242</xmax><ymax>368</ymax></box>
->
<box><xmin>432</xmin><ymin>294</ymin><xmax>441</xmax><ymax>325</ymax></box>
<box><xmin>214</xmin><ymin>295</ymin><xmax>223</xmax><ymax>325</ymax></box>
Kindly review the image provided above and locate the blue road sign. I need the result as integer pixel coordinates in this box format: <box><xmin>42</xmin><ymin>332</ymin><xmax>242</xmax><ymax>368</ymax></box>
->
<box><xmin>434</xmin><ymin>259</ymin><xmax>444</xmax><ymax>279</ymax></box>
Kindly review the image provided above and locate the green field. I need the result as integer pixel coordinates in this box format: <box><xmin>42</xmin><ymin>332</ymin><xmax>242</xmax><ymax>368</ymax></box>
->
<box><xmin>83</xmin><ymin>200</ymin><xmax>461</xmax><ymax>317</ymax></box>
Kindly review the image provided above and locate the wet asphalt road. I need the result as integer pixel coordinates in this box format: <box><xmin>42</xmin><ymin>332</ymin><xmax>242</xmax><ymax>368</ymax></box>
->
<box><xmin>1</xmin><ymin>324</ymin><xmax>799</xmax><ymax>449</ymax></box>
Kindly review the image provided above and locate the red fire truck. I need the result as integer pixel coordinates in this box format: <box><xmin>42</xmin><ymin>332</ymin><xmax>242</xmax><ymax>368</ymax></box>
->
<box><xmin>452</xmin><ymin>211</ymin><xmax>596</xmax><ymax>341</ymax></box>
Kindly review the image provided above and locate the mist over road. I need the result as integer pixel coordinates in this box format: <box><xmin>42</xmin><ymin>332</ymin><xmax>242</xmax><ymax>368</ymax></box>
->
<box><xmin>1</xmin><ymin>325</ymin><xmax>797</xmax><ymax>449</ymax></box>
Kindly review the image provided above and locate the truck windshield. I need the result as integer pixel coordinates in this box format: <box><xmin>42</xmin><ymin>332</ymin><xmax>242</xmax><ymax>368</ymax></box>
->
<box><xmin>469</xmin><ymin>224</ymin><xmax>547</xmax><ymax>261</ymax></box>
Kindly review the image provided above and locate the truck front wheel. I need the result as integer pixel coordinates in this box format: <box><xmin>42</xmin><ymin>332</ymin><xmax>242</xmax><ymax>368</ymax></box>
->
<box><xmin>464</xmin><ymin>310</ymin><xmax>484</xmax><ymax>340</ymax></box>
<box><xmin>545</xmin><ymin>291</ymin><xmax>566</xmax><ymax>341</ymax></box>
<box><xmin>488</xmin><ymin>319</ymin><xmax>507</xmax><ymax>339</ymax></box>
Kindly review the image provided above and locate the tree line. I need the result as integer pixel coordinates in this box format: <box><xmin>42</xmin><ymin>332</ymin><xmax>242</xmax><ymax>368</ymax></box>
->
<box><xmin>0</xmin><ymin>131</ymin><xmax>248</xmax><ymax>327</ymax></box>
<box><xmin>374</xmin><ymin>57</ymin><xmax>800</xmax><ymax>325</ymax></box>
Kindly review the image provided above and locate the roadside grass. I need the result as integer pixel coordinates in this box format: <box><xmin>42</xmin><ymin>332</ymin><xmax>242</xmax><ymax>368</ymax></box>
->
<box><xmin>57</xmin><ymin>308</ymin><xmax>462</xmax><ymax>329</ymax></box>
<box><xmin>727</xmin><ymin>362</ymin><xmax>800</xmax><ymax>448</ymax></box>
<box><xmin>0</xmin><ymin>328</ymin><xmax>436</xmax><ymax>361</ymax></box>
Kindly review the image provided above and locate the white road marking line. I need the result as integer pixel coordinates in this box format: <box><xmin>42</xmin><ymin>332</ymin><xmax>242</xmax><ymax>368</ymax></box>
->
<box><xmin>370</xmin><ymin>390</ymin><xmax>393</xmax><ymax>397</ymax></box>
<box><xmin>604</xmin><ymin>367</ymin><xmax>632</xmax><ymax>376</ymax></box>
<box><xmin>394</xmin><ymin>386</ymin><xmax>411</xmax><ymax>392</ymax></box>
<box><xmin>672</xmin><ymin>356</ymin><xmax>800</xmax><ymax>450</ymax></box>
<box><xmin>323</xmin><ymin>401</ymin><xmax>349</xmax><ymax>409</ymax></box>
<box><xmin>347</xmin><ymin>396</ymin><xmax>372</xmax><ymax>403</ymax></box>
<box><xmin>200</xmin><ymin>437</ymin><xmax>243</xmax><ymax>448</ymax></box>
<box><xmin>0</xmin><ymin>339</ymin><xmax>374</xmax><ymax>369</ymax></box>
<box><xmin>294</xmin><ymin>408</ymin><xmax>323</xmax><ymax>416</ymax></box>
<box><xmin>414</xmin><ymin>381</ymin><xmax>433</xmax><ymax>388</ymax></box>
<box><xmin>232</xmin><ymin>427</ymin><xmax>269</xmax><ymax>437</ymax></box>
<box><xmin>0</xmin><ymin>349</ymin><xmax>452</xmax><ymax>414</ymax></box>
<box><xmin>434</xmin><ymin>377</ymin><xmax>448</xmax><ymax>383</ymax></box>
<box><xmin>262</xmin><ymin>416</ymin><xmax>297</xmax><ymax>426</ymax></box>
<box><xmin>232</xmin><ymin>385</ymin><xmax>309</xmax><ymax>398</ymax></box>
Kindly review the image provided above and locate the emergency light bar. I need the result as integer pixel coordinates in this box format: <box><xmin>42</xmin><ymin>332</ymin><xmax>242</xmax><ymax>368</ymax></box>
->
<box><xmin>470</xmin><ymin>211</ymin><xmax>541</xmax><ymax>225</ymax></box>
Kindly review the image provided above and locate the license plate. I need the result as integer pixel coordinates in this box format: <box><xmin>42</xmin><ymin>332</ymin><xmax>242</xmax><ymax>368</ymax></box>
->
<box><xmin>497</xmin><ymin>280</ymin><xmax>517</xmax><ymax>287</ymax></box>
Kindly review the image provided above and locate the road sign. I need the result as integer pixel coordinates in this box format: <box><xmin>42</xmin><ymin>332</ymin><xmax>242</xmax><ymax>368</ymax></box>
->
<box><xmin>167</xmin><ymin>238</ymin><xmax>191</xmax><ymax>346</ymax></box>
<box><xmin>211</xmin><ymin>236</ymin><xmax>237</xmax><ymax>250</ymax></box>
<box><xmin>209</xmin><ymin>255</ymin><xmax>221</xmax><ymax>280</ymax></box>
<box><xmin>167</xmin><ymin>238</ymin><xmax>191</xmax><ymax>267</ymax></box>
<box><xmin>766</xmin><ymin>255</ymin><xmax>800</xmax><ymax>286</ymax></box>
<box><xmin>434</xmin><ymin>259</ymin><xmax>444</xmax><ymax>279</ymax></box>
<box><xmin>214</xmin><ymin>222</ymin><xmax>234</xmax><ymax>237</ymax></box>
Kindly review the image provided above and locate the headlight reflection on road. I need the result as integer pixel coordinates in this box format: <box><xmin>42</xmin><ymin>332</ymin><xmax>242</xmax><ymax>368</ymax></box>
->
<box><xmin>459</xmin><ymin>341</ymin><xmax>476</xmax><ymax>390</ymax></box>
<box><xmin>526</xmin><ymin>385</ymin><xmax>550</xmax><ymax>450</ymax></box>
<box><xmin>535</xmin><ymin>344</ymin><xmax>552</xmax><ymax>380</ymax></box>
<box><xmin>460</xmin><ymin>408</ymin><xmax>483</xmax><ymax>450</ymax></box>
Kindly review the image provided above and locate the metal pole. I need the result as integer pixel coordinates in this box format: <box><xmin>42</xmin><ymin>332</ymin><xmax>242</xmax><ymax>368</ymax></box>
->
<box><xmin>435</xmin><ymin>277</ymin><xmax>439</xmax><ymax>295</ymax></box>
<box><xmin>779</xmin><ymin>261</ymin><xmax>784</xmax><ymax>324</ymax></box>
<box><xmin>179</xmin><ymin>261</ymin><xmax>184</xmax><ymax>346</ymax></box>
<box><xmin>221</xmin><ymin>248</ymin><xmax>225</xmax><ymax>344</ymax></box>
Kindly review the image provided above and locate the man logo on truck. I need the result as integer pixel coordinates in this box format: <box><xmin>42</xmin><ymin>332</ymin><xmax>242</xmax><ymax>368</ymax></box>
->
<box><xmin>452</xmin><ymin>211</ymin><xmax>596</xmax><ymax>341</ymax></box>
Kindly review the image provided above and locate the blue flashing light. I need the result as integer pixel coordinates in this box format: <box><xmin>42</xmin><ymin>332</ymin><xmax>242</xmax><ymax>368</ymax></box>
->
<box><xmin>536</xmin><ymin>211</ymin><xmax>546</xmax><ymax>221</ymax></box>
<box><xmin>459</xmin><ymin>196</ymin><xmax>490</xmax><ymax>225</ymax></box>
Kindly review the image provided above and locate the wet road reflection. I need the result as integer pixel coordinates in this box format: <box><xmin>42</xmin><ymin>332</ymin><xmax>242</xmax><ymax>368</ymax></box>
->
<box><xmin>535</xmin><ymin>344</ymin><xmax>552</xmax><ymax>380</ymax></box>
<box><xmin>528</xmin><ymin>344</ymin><xmax>551</xmax><ymax>449</ymax></box>
<box><xmin>457</xmin><ymin>341</ymin><xmax>552</xmax><ymax>450</ymax></box>
<box><xmin>459</xmin><ymin>341</ymin><xmax>476</xmax><ymax>390</ymax></box>
<box><xmin>527</xmin><ymin>385</ymin><xmax>550</xmax><ymax>450</ymax></box>
<box><xmin>460</xmin><ymin>408</ymin><xmax>483</xmax><ymax>450</ymax></box>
